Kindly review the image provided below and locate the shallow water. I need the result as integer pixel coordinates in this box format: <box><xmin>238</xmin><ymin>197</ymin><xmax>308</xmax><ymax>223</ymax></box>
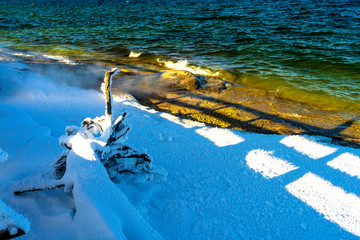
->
<box><xmin>0</xmin><ymin>0</ymin><xmax>359</xmax><ymax>113</ymax></box>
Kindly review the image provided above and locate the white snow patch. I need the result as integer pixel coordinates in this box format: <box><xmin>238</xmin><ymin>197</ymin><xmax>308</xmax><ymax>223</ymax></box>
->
<box><xmin>123</xmin><ymin>100</ymin><xmax>158</xmax><ymax>114</ymax></box>
<box><xmin>68</xmin><ymin>135</ymin><xmax>101</xmax><ymax>161</ymax></box>
<box><xmin>0</xmin><ymin>199</ymin><xmax>30</xmax><ymax>234</ymax></box>
<box><xmin>246</xmin><ymin>149</ymin><xmax>298</xmax><ymax>178</ymax></box>
<box><xmin>195</xmin><ymin>127</ymin><xmax>244</xmax><ymax>147</ymax></box>
<box><xmin>160</xmin><ymin>113</ymin><xmax>203</xmax><ymax>129</ymax></box>
<box><xmin>280</xmin><ymin>135</ymin><xmax>337</xmax><ymax>159</ymax></box>
<box><xmin>286</xmin><ymin>172</ymin><xmax>360</xmax><ymax>237</ymax></box>
<box><xmin>327</xmin><ymin>153</ymin><xmax>360</xmax><ymax>178</ymax></box>
<box><xmin>0</xmin><ymin>148</ymin><xmax>8</xmax><ymax>163</ymax></box>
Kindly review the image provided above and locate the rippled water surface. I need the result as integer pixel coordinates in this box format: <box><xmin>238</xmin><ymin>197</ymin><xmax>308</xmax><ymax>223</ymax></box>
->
<box><xmin>1</xmin><ymin>0</ymin><xmax>359</xmax><ymax>112</ymax></box>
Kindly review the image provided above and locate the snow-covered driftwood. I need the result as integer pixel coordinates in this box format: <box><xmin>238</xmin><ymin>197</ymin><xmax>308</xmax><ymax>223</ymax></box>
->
<box><xmin>49</xmin><ymin>68</ymin><xmax>165</xmax><ymax>239</ymax></box>
<box><xmin>11</xmin><ymin>68</ymin><xmax>165</xmax><ymax>239</ymax></box>
<box><xmin>0</xmin><ymin>199</ymin><xmax>30</xmax><ymax>239</ymax></box>
<box><xmin>0</xmin><ymin>149</ymin><xmax>29</xmax><ymax>239</ymax></box>
<box><xmin>54</xmin><ymin>68</ymin><xmax>165</xmax><ymax>182</ymax></box>
<box><xmin>53</xmin><ymin>111</ymin><xmax>163</xmax><ymax>182</ymax></box>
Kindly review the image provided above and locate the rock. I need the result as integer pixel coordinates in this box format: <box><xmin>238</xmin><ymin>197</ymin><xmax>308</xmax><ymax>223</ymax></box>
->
<box><xmin>200</xmin><ymin>77</ymin><xmax>233</xmax><ymax>93</ymax></box>
<box><xmin>159</xmin><ymin>70</ymin><xmax>200</xmax><ymax>91</ymax></box>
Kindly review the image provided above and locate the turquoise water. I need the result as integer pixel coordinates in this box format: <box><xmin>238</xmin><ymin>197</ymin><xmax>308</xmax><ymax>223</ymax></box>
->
<box><xmin>0</xmin><ymin>0</ymin><xmax>360</xmax><ymax>112</ymax></box>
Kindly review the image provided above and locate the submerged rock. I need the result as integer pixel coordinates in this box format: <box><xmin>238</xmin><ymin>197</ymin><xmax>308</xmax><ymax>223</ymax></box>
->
<box><xmin>158</xmin><ymin>70</ymin><xmax>201</xmax><ymax>91</ymax></box>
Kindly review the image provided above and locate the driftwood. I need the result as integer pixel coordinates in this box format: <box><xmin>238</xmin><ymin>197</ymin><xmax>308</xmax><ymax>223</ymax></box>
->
<box><xmin>9</xmin><ymin>68</ymin><xmax>166</xmax><ymax>239</ymax></box>
<box><xmin>53</xmin><ymin>68</ymin><xmax>163</xmax><ymax>182</ymax></box>
<box><xmin>53</xmin><ymin>112</ymin><xmax>156</xmax><ymax>181</ymax></box>
<box><xmin>15</xmin><ymin>68</ymin><xmax>164</xmax><ymax>194</ymax></box>
<box><xmin>102</xmin><ymin>68</ymin><xmax>118</xmax><ymax>118</ymax></box>
<box><xmin>0</xmin><ymin>199</ymin><xmax>30</xmax><ymax>240</ymax></box>
<box><xmin>0</xmin><ymin>229</ymin><xmax>25</xmax><ymax>240</ymax></box>
<box><xmin>14</xmin><ymin>185</ymin><xmax>65</xmax><ymax>195</ymax></box>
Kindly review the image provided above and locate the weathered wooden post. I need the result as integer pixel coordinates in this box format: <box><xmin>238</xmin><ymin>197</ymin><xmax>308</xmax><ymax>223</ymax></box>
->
<box><xmin>101</xmin><ymin>68</ymin><xmax>120</xmax><ymax>119</ymax></box>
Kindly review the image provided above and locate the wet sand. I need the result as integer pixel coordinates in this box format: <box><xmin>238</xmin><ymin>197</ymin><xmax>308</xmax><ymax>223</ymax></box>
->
<box><xmin>111</xmin><ymin>69</ymin><xmax>360</xmax><ymax>148</ymax></box>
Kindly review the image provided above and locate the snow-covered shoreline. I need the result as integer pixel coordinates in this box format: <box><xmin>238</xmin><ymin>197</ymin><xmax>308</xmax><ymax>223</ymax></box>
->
<box><xmin>1</xmin><ymin>59</ymin><xmax>360</xmax><ymax>239</ymax></box>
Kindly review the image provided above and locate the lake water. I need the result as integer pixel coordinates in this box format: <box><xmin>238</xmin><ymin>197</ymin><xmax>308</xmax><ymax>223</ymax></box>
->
<box><xmin>1</xmin><ymin>0</ymin><xmax>359</xmax><ymax>113</ymax></box>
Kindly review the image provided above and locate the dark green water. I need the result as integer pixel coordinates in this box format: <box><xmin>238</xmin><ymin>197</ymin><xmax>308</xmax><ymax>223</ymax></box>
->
<box><xmin>1</xmin><ymin>0</ymin><xmax>359</xmax><ymax>113</ymax></box>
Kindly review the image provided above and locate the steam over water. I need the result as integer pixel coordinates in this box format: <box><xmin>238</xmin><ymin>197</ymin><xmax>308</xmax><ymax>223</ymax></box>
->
<box><xmin>0</xmin><ymin>0</ymin><xmax>359</xmax><ymax>113</ymax></box>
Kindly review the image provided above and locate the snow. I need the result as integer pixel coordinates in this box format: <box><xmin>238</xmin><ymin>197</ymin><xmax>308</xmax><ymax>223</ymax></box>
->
<box><xmin>195</xmin><ymin>127</ymin><xmax>244</xmax><ymax>147</ymax></box>
<box><xmin>59</xmin><ymin>132</ymin><xmax>162</xmax><ymax>240</ymax></box>
<box><xmin>1</xmin><ymin>56</ymin><xmax>360</xmax><ymax>239</ymax></box>
<box><xmin>327</xmin><ymin>153</ymin><xmax>360</xmax><ymax>179</ymax></box>
<box><xmin>286</xmin><ymin>173</ymin><xmax>360</xmax><ymax>237</ymax></box>
<box><xmin>245</xmin><ymin>149</ymin><xmax>298</xmax><ymax>179</ymax></box>
<box><xmin>0</xmin><ymin>199</ymin><xmax>30</xmax><ymax>235</ymax></box>
<box><xmin>280</xmin><ymin>135</ymin><xmax>338</xmax><ymax>159</ymax></box>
